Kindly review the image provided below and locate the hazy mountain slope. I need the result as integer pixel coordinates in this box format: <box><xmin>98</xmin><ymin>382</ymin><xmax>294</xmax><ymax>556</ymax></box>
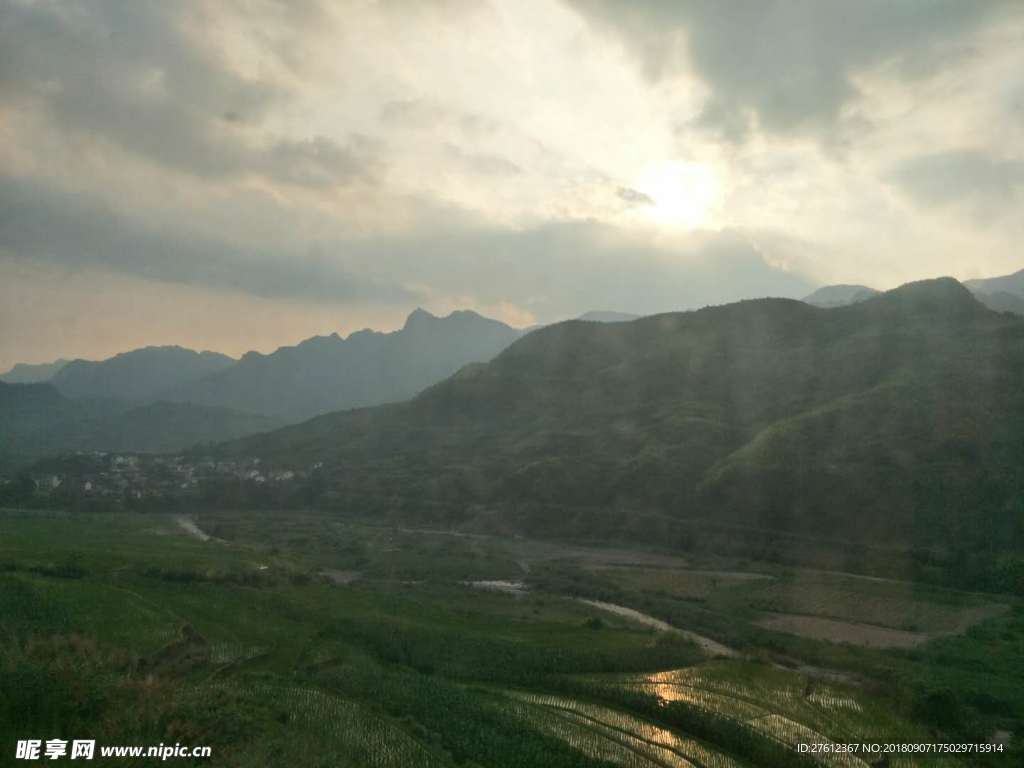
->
<box><xmin>222</xmin><ymin>279</ymin><xmax>1024</xmax><ymax>553</ymax></box>
<box><xmin>802</xmin><ymin>284</ymin><xmax>880</xmax><ymax>307</ymax></box>
<box><xmin>81</xmin><ymin>402</ymin><xmax>280</xmax><ymax>453</ymax></box>
<box><xmin>52</xmin><ymin>346</ymin><xmax>235</xmax><ymax>402</ymax></box>
<box><xmin>973</xmin><ymin>290</ymin><xmax>1024</xmax><ymax>315</ymax></box>
<box><xmin>0</xmin><ymin>381</ymin><xmax>278</xmax><ymax>471</ymax></box>
<box><xmin>0</xmin><ymin>358</ymin><xmax>70</xmax><ymax>383</ymax></box>
<box><xmin>965</xmin><ymin>268</ymin><xmax>1024</xmax><ymax>298</ymax></box>
<box><xmin>168</xmin><ymin>309</ymin><xmax>522</xmax><ymax>422</ymax></box>
<box><xmin>0</xmin><ymin>381</ymin><xmax>96</xmax><ymax>468</ymax></box>
<box><xmin>807</xmin><ymin>273</ymin><xmax>1024</xmax><ymax>315</ymax></box>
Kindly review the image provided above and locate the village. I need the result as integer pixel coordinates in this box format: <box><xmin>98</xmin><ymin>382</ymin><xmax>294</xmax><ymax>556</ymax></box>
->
<box><xmin>0</xmin><ymin>451</ymin><xmax>318</xmax><ymax>506</ymax></box>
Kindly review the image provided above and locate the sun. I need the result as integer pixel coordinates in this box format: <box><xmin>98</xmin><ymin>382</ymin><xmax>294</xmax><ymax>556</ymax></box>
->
<box><xmin>634</xmin><ymin>162</ymin><xmax>720</xmax><ymax>229</ymax></box>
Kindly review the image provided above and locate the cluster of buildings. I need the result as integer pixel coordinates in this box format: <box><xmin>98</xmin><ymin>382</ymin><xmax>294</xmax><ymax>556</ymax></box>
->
<box><xmin>10</xmin><ymin>451</ymin><xmax>315</xmax><ymax>504</ymax></box>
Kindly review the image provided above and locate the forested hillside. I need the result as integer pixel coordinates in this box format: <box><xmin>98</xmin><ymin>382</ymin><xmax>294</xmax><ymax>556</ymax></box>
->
<box><xmin>223</xmin><ymin>279</ymin><xmax>1024</xmax><ymax>567</ymax></box>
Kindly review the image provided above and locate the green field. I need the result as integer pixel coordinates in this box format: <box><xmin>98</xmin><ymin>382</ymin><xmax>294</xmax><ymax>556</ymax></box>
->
<box><xmin>1</xmin><ymin>508</ymin><xmax>1020</xmax><ymax>766</ymax></box>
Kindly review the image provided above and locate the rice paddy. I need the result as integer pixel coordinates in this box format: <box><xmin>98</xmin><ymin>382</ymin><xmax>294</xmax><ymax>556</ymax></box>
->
<box><xmin>505</xmin><ymin>691</ymin><xmax>746</xmax><ymax>767</ymax></box>
<box><xmin>0</xmin><ymin>508</ymin><xmax>1018</xmax><ymax>766</ymax></box>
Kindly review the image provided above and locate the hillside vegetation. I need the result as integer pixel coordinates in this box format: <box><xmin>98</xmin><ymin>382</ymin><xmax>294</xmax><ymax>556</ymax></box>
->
<box><xmin>222</xmin><ymin>279</ymin><xmax>1024</xmax><ymax>571</ymax></box>
<box><xmin>0</xmin><ymin>382</ymin><xmax>279</xmax><ymax>470</ymax></box>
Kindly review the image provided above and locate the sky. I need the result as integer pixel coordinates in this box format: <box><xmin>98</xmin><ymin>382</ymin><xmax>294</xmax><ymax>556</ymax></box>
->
<box><xmin>1</xmin><ymin>0</ymin><xmax>1022</xmax><ymax>369</ymax></box>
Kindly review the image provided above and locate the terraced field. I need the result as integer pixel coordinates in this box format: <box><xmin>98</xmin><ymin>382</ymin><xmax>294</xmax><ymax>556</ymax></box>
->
<box><xmin>582</xmin><ymin>662</ymin><xmax>960</xmax><ymax>768</ymax></box>
<box><xmin>200</xmin><ymin>682</ymin><xmax>450</xmax><ymax>767</ymax></box>
<box><xmin>505</xmin><ymin>691</ymin><xmax>746</xmax><ymax>767</ymax></box>
<box><xmin>1</xmin><ymin>509</ymin><xmax>1019</xmax><ymax>766</ymax></box>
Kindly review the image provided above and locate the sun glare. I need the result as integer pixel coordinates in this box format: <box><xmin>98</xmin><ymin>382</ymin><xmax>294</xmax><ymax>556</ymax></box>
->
<box><xmin>635</xmin><ymin>162</ymin><xmax>720</xmax><ymax>229</ymax></box>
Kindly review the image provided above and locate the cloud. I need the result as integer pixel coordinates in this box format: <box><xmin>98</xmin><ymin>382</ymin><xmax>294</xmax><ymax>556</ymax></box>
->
<box><xmin>379</xmin><ymin>99</ymin><xmax>502</xmax><ymax>138</ymax></box>
<box><xmin>0</xmin><ymin>259</ymin><xmax>412</xmax><ymax>370</ymax></box>
<box><xmin>889</xmin><ymin>150</ymin><xmax>1024</xmax><ymax>217</ymax></box>
<box><xmin>564</xmin><ymin>0</ymin><xmax>1015</xmax><ymax>140</ymax></box>
<box><xmin>0</xmin><ymin>0</ymin><xmax>376</xmax><ymax>187</ymax></box>
<box><xmin>0</xmin><ymin>175</ymin><xmax>412</xmax><ymax>305</ymax></box>
<box><xmin>2</xmin><ymin>0</ymin><xmax>1022</xmax><ymax>370</ymax></box>
<box><xmin>0</xmin><ymin>167</ymin><xmax>817</xmax><ymax>325</ymax></box>
<box><xmin>444</xmin><ymin>144</ymin><xmax>522</xmax><ymax>176</ymax></box>
<box><xmin>342</xmin><ymin>220</ymin><xmax>817</xmax><ymax>320</ymax></box>
<box><xmin>263</xmin><ymin>136</ymin><xmax>381</xmax><ymax>188</ymax></box>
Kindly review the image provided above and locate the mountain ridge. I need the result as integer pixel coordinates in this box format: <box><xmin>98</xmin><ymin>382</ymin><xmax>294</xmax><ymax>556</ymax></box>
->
<box><xmin>802</xmin><ymin>284</ymin><xmax>880</xmax><ymax>308</ymax></box>
<box><xmin>965</xmin><ymin>267</ymin><xmax>1024</xmax><ymax>297</ymax></box>
<box><xmin>805</xmin><ymin>267</ymin><xmax>1024</xmax><ymax>315</ymax></box>
<box><xmin>164</xmin><ymin>308</ymin><xmax>523</xmax><ymax>422</ymax></box>
<box><xmin>52</xmin><ymin>346</ymin><xmax>235</xmax><ymax>402</ymax></box>
<box><xmin>216</xmin><ymin>278</ymin><xmax>1024</xmax><ymax>557</ymax></box>
<box><xmin>0</xmin><ymin>358</ymin><xmax>71</xmax><ymax>384</ymax></box>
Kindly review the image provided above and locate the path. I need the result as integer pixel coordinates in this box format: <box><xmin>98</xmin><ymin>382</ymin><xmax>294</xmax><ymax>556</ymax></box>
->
<box><xmin>174</xmin><ymin>515</ymin><xmax>221</xmax><ymax>543</ymax></box>
<box><xmin>579</xmin><ymin>599</ymin><xmax>738</xmax><ymax>658</ymax></box>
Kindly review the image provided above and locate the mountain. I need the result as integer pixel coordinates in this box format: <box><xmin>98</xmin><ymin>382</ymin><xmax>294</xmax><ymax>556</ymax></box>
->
<box><xmin>965</xmin><ymin>268</ymin><xmax>1024</xmax><ymax>316</ymax></box>
<box><xmin>222</xmin><ymin>279</ymin><xmax>1024</xmax><ymax>559</ymax></box>
<box><xmin>576</xmin><ymin>311</ymin><xmax>641</xmax><ymax>323</ymax></box>
<box><xmin>973</xmin><ymin>290</ymin><xmax>1024</xmax><ymax>315</ymax></box>
<box><xmin>807</xmin><ymin>274</ymin><xmax>1024</xmax><ymax>316</ymax></box>
<box><xmin>167</xmin><ymin>309</ymin><xmax>522</xmax><ymax>422</ymax></box>
<box><xmin>965</xmin><ymin>267</ymin><xmax>1024</xmax><ymax>298</ymax></box>
<box><xmin>0</xmin><ymin>358</ymin><xmax>71</xmax><ymax>384</ymax></box>
<box><xmin>802</xmin><ymin>284</ymin><xmax>880</xmax><ymax>308</ymax></box>
<box><xmin>0</xmin><ymin>381</ymin><xmax>278</xmax><ymax>472</ymax></box>
<box><xmin>79</xmin><ymin>401</ymin><xmax>280</xmax><ymax>454</ymax></box>
<box><xmin>51</xmin><ymin>346</ymin><xmax>235</xmax><ymax>402</ymax></box>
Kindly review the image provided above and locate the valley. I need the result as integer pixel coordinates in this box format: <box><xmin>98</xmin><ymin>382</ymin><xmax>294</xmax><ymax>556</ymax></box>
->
<box><xmin>5</xmin><ymin>3</ymin><xmax>1024</xmax><ymax>764</ymax></box>
<box><xmin>1</xmin><ymin>507</ymin><xmax>1019</xmax><ymax>766</ymax></box>
<box><xmin>4</xmin><ymin>279</ymin><xmax>1024</xmax><ymax>765</ymax></box>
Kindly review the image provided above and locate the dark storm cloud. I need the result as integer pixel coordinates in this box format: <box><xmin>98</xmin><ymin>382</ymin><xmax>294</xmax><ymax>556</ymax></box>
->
<box><xmin>564</xmin><ymin>0</ymin><xmax>1014</xmax><ymax>141</ymax></box>
<box><xmin>0</xmin><ymin>0</ymin><xmax>376</xmax><ymax>187</ymax></box>
<box><xmin>0</xmin><ymin>176</ymin><xmax>412</xmax><ymax>304</ymax></box>
<box><xmin>889</xmin><ymin>150</ymin><xmax>1024</xmax><ymax>216</ymax></box>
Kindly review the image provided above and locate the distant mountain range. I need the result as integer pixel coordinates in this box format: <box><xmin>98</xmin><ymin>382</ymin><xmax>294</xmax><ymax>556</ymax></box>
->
<box><xmin>801</xmin><ymin>284</ymin><xmax>880</xmax><ymax>308</ymax></box>
<box><xmin>965</xmin><ymin>268</ymin><xmax>1024</xmax><ymax>297</ymax></box>
<box><xmin>51</xmin><ymin>346</ymin><xmax>236</xmax><ymax>402</ymax></box>
<box><xmin>0</xmin><ymin>380</ymin><xmax>279</xmax><ymax>472</ymax></box>
<box><xmin>164</xmin><ymin>308</ymin><xmax>523</xmax><ymax>422</ymax></box>
<box><xmin>804</xmin><ymin>267</ymin><xmax>1024</xmax><ymax>315</ymax></box>
<box><xmin>0</xmin><ymin>358</ymin><xmax>71</xmax><ymax>384</ymax></box>
<box><xmin>1</xmin><ymin>309</ymin><xmax>633</xmax><ymax>393</ymax></box>
<box><xmin>4</xmin><ymin>269</ymin><xmax>1022</xmax><ymax>477</ymax></box>
<box><xmin>0</xmin><ymin>309</ymin><xmax>522</xmax><ymax>467</ymax></box>
<box><xmin>967</xmin><ymin>290</ymin><xmax>1024</xmax><ymax>315</ymax></box>
<box><xmin>219</xmin><ymin>278</ymin><xmax>1024</xmax><ymax>560</ymax></box>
